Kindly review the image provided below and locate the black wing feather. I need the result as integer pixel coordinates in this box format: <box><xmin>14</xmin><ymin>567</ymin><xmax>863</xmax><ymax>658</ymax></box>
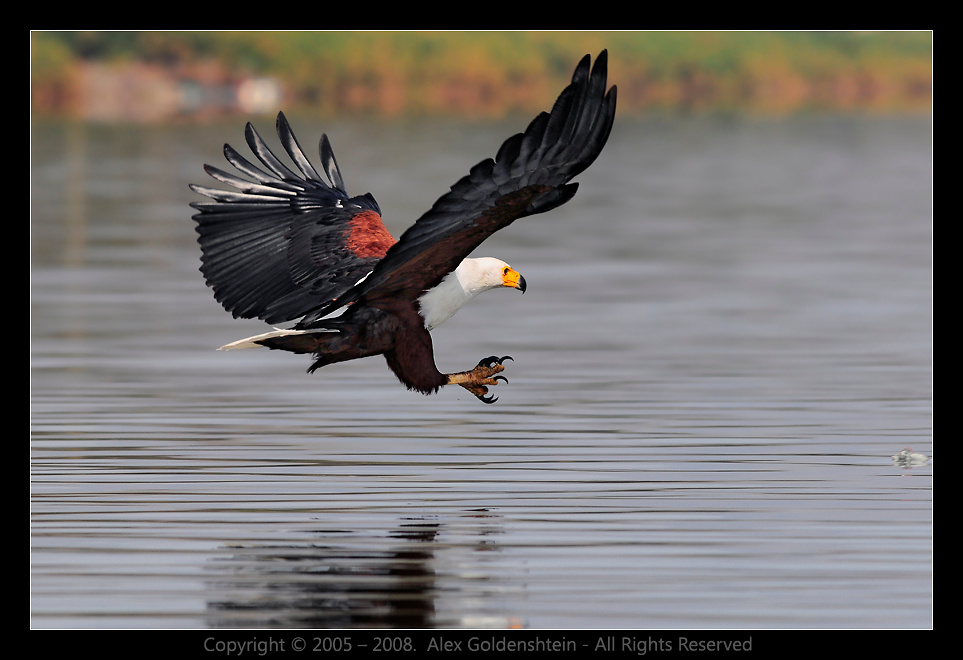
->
<box><xmin>276</xmin><ymin>113</ymin><xmax>327</xmax><ymax>184</ymax></box>
<box><xmin>320</xmin><ymin>134</ymin><xmax>347</xmax><ymax>192</ymax></box>
<box><xmin>298</xmin><ymin>51</ymin><xmax>616</xmax><ymax>326</ymax></box>
<box><xmin>190</xmin><ymin>113</ymin><xmax>388</xmax><ymax>324</ymax></box>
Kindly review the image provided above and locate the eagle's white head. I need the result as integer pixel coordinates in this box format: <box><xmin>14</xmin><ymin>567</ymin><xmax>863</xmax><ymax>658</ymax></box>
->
<box><xmin>418</xmin><ymin>257</ymin><xmax>526</xmax><ymax>330</ymax></box>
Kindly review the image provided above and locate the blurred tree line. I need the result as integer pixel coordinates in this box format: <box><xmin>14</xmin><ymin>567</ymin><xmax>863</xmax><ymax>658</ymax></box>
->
<box><xmin>30</xmin><ymin>31</ymin><xmax>932</xmax><ymax>119</ymax></box>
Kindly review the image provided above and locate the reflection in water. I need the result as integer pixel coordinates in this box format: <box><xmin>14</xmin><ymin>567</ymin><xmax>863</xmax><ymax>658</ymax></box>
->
<box><xmin>206</xmin><ymin>512</ymin><xmax>508</xmax><ymax>629</ymax></box>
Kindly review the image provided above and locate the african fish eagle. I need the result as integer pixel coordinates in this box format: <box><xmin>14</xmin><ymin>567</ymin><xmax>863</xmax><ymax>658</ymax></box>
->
<box><xmin>190</xmin><ymin>51</ymin><xmax>617</xmax><ymax>403</ymax></box>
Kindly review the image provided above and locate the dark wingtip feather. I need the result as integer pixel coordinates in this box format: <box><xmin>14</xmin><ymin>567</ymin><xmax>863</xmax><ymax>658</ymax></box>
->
<box><xmin>245</xmin><ymin>120</ymin><xmax>298</xmax><ymax>181</ymax></box>
<box><xmin>319</xmin><ymin>134</ymin><xmax>347</xmax><ymax>193</ymax></box>
<box><xmin>276</xmin><ymin>112</ymin><xmax>325</xmax><ymax>184</ymax></box>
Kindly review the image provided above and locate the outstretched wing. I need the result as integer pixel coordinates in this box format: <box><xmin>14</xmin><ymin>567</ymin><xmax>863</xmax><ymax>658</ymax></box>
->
<box><xmin>190</xmin><ymin>112</ymin><xmax>395</xmax><ymax>324</ymax></box>
<box><xmin>298</xmin><ymin>51</ymin><xmax>617</xmax><ymax>328</ymax></box>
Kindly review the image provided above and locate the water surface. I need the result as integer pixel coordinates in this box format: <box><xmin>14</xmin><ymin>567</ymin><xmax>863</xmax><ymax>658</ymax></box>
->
<box><xmin>31</xmin><ymin>114</ymin><xmax>932</xmax><ymax>629</ymax></box>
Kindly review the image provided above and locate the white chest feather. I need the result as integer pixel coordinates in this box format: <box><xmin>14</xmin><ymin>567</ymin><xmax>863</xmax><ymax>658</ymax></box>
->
<box><xmin>417</xmin><ymin>258</ymin><xmax>504</xmax><ymax>331</ymax></box>
<box><xmin>418</xmin><ymin>270</ymin><xmax>473</xmax><ymax>331</ymax></box>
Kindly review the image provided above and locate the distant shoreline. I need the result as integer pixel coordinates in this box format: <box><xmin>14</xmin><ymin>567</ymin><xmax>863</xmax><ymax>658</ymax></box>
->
<box><xmin>31</xmin><ymin>31</ymin><xmax>932</xmax><ymax>122</ymax></box>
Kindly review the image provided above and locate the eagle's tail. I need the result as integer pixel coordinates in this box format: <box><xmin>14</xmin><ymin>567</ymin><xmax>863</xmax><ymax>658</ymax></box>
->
<box><xmin>218</xmin><ymin>327</ymin><xmax>338</xmax><ymax>353</ymax></box>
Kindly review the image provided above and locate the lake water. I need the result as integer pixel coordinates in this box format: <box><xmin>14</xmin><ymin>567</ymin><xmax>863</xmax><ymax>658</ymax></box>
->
<box><xmin>30</xmin><ymin>113</ymin><xmax>932</xmax><ymax>629</ymax></box>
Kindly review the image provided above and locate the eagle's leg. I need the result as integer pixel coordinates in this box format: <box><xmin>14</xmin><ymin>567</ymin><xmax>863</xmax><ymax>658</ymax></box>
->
<box><xmin>446</xmin><ymin>356</ymin><xmax>513</xmax><ymax>404</ymax></box>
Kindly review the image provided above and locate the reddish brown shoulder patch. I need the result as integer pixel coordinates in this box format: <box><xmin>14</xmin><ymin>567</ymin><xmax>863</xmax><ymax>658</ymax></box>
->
<box><xmin>346</xmin><ymin>210</ymin><xmax>396</xmax><ymax>259</ymax></box>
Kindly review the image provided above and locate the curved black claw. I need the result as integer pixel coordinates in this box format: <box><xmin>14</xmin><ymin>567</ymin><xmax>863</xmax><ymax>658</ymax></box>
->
<box><xmin>477</xmin><ymin>355</ymin><xmax>514</xmax><ymax>368</ymax></box>
<box><xmin>492</xmin><ymin>375</ymin><xmax>509</xmax><ymax>384</ymax></box>
<box><xmin>478</xmin><ymin>392</ymin><xmax>498</xmax><ymax>404</ymax></box>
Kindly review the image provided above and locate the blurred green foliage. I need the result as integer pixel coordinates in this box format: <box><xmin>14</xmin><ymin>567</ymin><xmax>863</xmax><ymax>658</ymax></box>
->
<box><xmin>31</xmin><ymin>31</ymin><xmax>932</xmax><ymax>117</ymax></box>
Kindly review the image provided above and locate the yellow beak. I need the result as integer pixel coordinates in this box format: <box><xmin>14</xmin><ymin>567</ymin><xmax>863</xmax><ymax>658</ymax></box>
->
<box><xmin>502</xmin><ymin>267</ymin><xmax>527</xmax><ymax>293</ymax></box>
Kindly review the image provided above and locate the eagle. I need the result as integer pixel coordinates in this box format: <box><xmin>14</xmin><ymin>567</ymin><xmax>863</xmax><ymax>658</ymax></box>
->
<box><xmin>190</xmin><ymin>51</ymin><xmax>617</xmax><ymax>403</ymax></box>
